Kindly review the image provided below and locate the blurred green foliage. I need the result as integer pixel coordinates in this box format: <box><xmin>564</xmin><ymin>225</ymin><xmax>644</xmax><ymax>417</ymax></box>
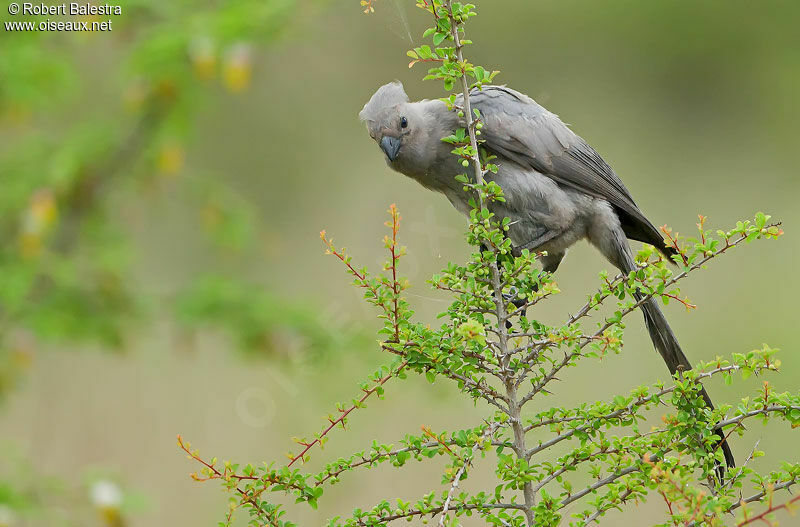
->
<box><xmin>175</xmin><ymin>275</ymin><xmax>351</xmax><ymax>358</ymax></box>
<box><xmin>0</xmin><ymin>0</ymin><xmax>797</xmax><ymax>526</ymax></box>
<box><xmin>0</xmin><ymin>0</ymin><xmax>355</xmax><ymax>399</ymax></box>
<box><xmin>0</xmin><ymin>443</ymin><xmax>148</xmax><ymax>527</ymax></box>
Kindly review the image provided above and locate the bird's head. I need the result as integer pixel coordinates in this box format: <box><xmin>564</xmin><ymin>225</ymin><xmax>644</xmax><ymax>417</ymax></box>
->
<box><xmin>360</xmin><ymin>81</ymin><xmax>429</xmax><ymax>173</ymax></box>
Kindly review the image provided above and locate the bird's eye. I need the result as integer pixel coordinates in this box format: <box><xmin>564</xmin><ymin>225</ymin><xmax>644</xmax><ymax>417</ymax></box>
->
<box><xmin>400</xmin><ymin>117</ymin><xmax>408</xmax><ymax>129</ymax></box>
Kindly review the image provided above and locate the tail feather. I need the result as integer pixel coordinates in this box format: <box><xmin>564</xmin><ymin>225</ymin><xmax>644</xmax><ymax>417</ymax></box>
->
<box><xmin>584</xmin><ymin>213</ymin><xmax>733</xmax><ymax>475</ymax></box>
<box><xmin>635</xmin><ymin>291</ymin><xmax>736</xmax><ymax>472</ymax></box>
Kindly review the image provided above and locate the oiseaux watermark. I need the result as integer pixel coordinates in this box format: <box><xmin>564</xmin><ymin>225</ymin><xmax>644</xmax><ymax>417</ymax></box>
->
<box><xmin>5</xmin><ymin>2</ymin><xmax>122</xmax><ymax>32</ymax></box>
<box><xmin>10</xmin><ymin>2</ymin><xmax>122</xmax><ymax>15</ymax></box>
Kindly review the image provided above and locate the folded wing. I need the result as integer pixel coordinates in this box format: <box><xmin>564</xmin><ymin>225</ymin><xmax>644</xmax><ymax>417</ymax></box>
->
<box><xmin>461</xmin><ymin>86</ymin><xmax>676</xmax><ymax>259</ymax></box>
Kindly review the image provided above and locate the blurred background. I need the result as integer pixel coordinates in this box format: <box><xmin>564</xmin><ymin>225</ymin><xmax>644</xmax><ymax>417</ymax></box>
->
<box><xmin>1</xmin><ymin>0</ymin><xmax>798</xmax><ymax>525</ymax></box>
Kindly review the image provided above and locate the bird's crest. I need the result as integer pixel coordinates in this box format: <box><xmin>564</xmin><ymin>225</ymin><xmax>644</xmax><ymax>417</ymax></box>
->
<box><xmin>359</xmin><ymin>81</ymin><xmax>409</xmax><ymax>122</ymax></box>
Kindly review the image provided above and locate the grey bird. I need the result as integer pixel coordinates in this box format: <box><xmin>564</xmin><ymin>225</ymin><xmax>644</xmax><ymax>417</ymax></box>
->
<box><xmin>360</xmin><ymin>81</ymin><xmax>735</xmax><ymax>470</ymax></box>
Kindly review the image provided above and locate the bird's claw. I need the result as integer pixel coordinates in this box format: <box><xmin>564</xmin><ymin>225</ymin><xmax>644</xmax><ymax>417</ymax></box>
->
<box><xmin>502</xmin><ymin>288</ymin><xmax>528</xmax><ymax>330</ymax></box>
<box><xmin>503</xmin><ymin>286</ymin><xmax>528</xmax><ymax>310</ymax></box>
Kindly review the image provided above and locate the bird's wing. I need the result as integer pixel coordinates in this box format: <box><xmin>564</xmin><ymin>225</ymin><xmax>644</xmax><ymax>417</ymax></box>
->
<box><xmin>461</xmin><ymin>85</ymin><xmax>672</xmax><ymax>255</ymax></box>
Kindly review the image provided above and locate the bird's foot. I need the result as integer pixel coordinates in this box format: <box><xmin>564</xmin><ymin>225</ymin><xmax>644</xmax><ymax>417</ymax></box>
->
<box><xmin>503</xmin><ymin>286</ymin><xmax>530</xmax><ymax>309</ymax></box>
<box><xmin>503</xmin><ymin>287</ymin><xmax>529</xmax><ymax>330</ymax></box>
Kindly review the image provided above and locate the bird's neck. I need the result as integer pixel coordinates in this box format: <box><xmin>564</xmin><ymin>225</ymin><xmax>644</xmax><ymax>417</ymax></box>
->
<box><xmin>400</xmin><ymin>100</ymin><xmax>464</xmax><ymax>192</ymax></box>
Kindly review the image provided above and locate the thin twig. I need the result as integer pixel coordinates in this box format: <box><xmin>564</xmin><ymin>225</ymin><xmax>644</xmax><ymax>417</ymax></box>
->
<box><xmin>439</xmin><ymin>421</ymin><xmax>503</xmax><ymax>526</ymax></box>
<box><xmin>287</xmin><ymin>360</ymin><xmax>408</xmax><ymax>467</ymax></box>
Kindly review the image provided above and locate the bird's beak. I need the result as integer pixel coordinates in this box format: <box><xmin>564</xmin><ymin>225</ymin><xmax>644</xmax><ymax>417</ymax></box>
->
<box><xmin>380</xmin><ymin>135</ymin><xmax>402</xmax><ymax>162</ymax></box>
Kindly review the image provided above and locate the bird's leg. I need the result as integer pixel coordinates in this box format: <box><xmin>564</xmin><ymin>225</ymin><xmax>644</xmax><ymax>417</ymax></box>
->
<box><xmin>477</xmin><ymin>240</ymin><xmax>519</xmax><ymax>329</ymax></box>
<box><xmin>508</xmin><ymin>252</ymin><xmax>564</xmax><ymax>325</ymax></box>
<box><xmin>540</xmin><ymin>253</ymin><xmax>564</xmax><ymax>275</ymax></box>
<box><xmin>502</xmin><ymin>228</ymin><xmax>566</xmax><ymax>329</ymax></box>
<box><xmin>488</xmin><ymin>226</ymin><xmax>565</xmax><ymax>327</ymax></box>
<box><xmin>507</xmin><ymin>224</ymin><xmax>562</xmax><ymax>299</ymax></box>
<box><xmin>511</xmin><ymin>226</ymin><xmax>561</xmax><ymax>258</ymax></box>
<box><xmin>537</xmin><ymin>252</ymin><xmax>564</xmax><ymax>292</ymax></box>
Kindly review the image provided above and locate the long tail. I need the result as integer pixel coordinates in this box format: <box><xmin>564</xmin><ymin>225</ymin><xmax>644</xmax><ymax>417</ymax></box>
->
<box><xmin>596</xmin><ymin>224</ymin><xmax>736</xmax><ymax>473</ymax></box>
<box><xmin>635</xmin><ymin>291</ymin><xmax>735</xmax><ymax>471</ymax></box>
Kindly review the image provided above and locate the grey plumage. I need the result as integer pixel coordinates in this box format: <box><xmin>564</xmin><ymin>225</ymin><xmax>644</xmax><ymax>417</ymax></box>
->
<box><xmin>360</xmin><ymin>82</ymin><xmax>734</xmax><ymax>470</ymax></box>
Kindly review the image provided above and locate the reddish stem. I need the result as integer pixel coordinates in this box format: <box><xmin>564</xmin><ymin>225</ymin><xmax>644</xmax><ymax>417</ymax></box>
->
<box><xmin>287</xmin><ymin>360</ymin><xmax>408</xmax><ymax>466</ymax></box>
